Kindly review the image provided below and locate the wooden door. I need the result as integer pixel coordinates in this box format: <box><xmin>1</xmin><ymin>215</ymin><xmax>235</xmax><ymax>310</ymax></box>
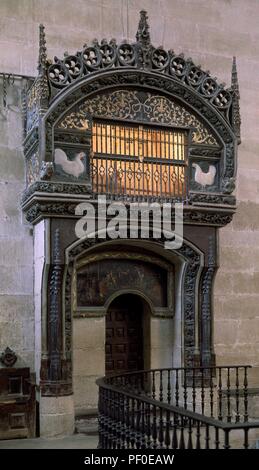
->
<box><xmin>105</xmin><ymin>295</ymin><xmax>143</xmax><ymax>376</ymax></box>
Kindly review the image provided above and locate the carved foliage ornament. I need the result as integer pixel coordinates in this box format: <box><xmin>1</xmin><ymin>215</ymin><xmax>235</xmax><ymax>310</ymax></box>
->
<box><xmin>58</xmin><ymin>90</ymin><xmax>218</xmax><ymax>146</ymax></box>
<box><xmin>24</xmin><ymin>199</ymin><xmax>233</xmax><ymax>226</ymax></box>
<box><xmin>27</xmin><ymin>152</ymin><xmax>40</xmax><ymax>185</ymax></box>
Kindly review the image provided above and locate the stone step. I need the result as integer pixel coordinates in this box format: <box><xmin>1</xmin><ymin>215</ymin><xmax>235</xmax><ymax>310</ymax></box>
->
<box><xmin>74</xmin><ymin>415</ymin><xmax>98</xmax><ymax>436</ymax></box>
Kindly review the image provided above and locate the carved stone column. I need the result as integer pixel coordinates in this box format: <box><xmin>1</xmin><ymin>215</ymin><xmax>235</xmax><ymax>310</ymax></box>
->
<box><xmin>39</xmin><ymin>227</ymin><xmax>74</xmax><ymax>437</ymax></box>
<box><xmin>40</xmin><ymin>227</ymin><xmax>72</xmax><ymax>396</ymax></box>
<box><xmin>200</xmin><ymin>235</ymin><xmax>217</xmax><ymax>368</ymax></box>
<box><xmin>48</xmin><ymin>228</ymin><xmax>62</xmax><ymax>382</ymax></box>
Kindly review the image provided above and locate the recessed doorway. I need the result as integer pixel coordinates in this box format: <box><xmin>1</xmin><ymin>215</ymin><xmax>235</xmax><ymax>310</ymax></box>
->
<box><xmin>105</xmin><ymin>294</ymin><xmax>145</xmax><ymax>376</ymax></box>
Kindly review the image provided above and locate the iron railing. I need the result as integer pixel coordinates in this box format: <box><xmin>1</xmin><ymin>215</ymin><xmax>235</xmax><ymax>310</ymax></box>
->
<box><xmin>97</xmin><ymin>366</ymin><xmax>259</xmax><ymax>449</ymax></box>
<box><xmin>91</xmin><ymin>121</ymin><xmax>188</xmax><ymax>201</ymax></box>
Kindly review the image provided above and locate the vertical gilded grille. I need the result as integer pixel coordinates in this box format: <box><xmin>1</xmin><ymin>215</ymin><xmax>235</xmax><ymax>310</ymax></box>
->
<box><xmin>92</xmin><ymin>121</ymin><xmax>187</xmax><ymax>198</ymax></box>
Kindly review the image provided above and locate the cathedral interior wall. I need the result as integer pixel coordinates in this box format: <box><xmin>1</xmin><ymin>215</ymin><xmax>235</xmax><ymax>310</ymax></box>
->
<box><xmin>0</xmin><ymin>0</ymin><xmax>259</xmax><ymax>386</ymax></box>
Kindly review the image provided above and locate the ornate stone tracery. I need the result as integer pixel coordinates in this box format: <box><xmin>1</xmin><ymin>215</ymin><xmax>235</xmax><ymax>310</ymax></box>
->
<box><xmin>58</xmin><ymin>90</ymin><xmax>218</xmax><ymax>146</ymax></box>
<box><xmin>41</xmin><ymin>10</ymin><xmax>234</xmax><ymax>130</ymax></box>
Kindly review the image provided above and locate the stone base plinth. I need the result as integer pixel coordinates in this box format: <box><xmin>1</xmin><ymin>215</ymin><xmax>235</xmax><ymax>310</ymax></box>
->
<box><xmin>40</xmin><ymin>395</ymin><xmax>74</xmax><ymax>437</ymax></box>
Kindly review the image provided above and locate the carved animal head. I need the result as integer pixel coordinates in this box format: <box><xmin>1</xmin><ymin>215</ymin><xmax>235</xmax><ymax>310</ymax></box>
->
<box><xmin>77</xmin><ymin>152</ymin><xmax>85</xmax><ymax>161</ymax></box>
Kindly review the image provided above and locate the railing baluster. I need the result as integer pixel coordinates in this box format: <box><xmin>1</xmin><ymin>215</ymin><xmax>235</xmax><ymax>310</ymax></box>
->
<box><xmin>172</xmin><ymin>412</ymin><xmax>178</xmax><ymax>449</ymax></box>
<box><xmin>244</xmin><ymin>428</ymin><xmax>249</xmax><ymax>449</ymax></box>
<box><xmin>187</xmin><ymin>417</ymin><xmax>193</xmax><ymax>449</ymax></box>
<box><xmin>176</xmin><ymin>369</ymin><xmax>180</xmax><ymax>408</ymax></box>
<box><xmin>224</xmin><ymin>429</ymin><xmax>230</xmax><ymax>449</ymax></box>
<box><xmin>136</xmin><ymin>398</ymin><xmax>141</xmax><ymax>449</ymax></box>
<box><xmin>115</xmin><ymin>391</ymin><xmax>120</xmax><ymax>449</ymax></box>
<box><xmin>152</xmin><ymin>371</ymin><xmax>156</xmax><ymax>400</ymax></box>
<box><xmin>97</xmin><ymin>387</ymin><xmax>103</xmax><ymax>448</ymax></box>
<box><xmin>144</xmin><ymin>371</ymin><xmax>148</xmax><ymax>396</ymax></box>
<box><xmin>244</xmin><ymin>367</ymin><xmax>249</xmax><ymax>422</ymax></box>
<box><xmin>111</xmin><ymin>390</ymin><xmax>117</xmax><ymax>449</ymax></box>
<box><xmin>158</xmin><ymin>406</ymin><xmax>164</xmax><ymax>448</ymax></box>
<box><xmin>227</xmin><ymin>368</ymin><xmax>231</xmax><ymax>422</ymax></box>
<box><xmin>183</xmin><ymin>368</ymin><xmax>187</xmax><ymax>409</ymax></box>
<box><xmin>210</xmin><ymin>368</ymin><xmax>214</xmax><ymax>418</ymax></box>
<box><xmin>104</xmin><ymin>388</ymin><xmax>109</xmax><ymax>448</ymax></box>
<box><xmin>218</xmin><ymin>368</ymin><xmax>223</xmax><ymax>421</ymax></box>
<box><xmin>120</xmin><ymin>392</ymin><xmax>125</xmax><ymax>449</ymax></box>
<box><xmin>159</xmin><ymin>370</ymin><xmax>163</xmax><ymax>402</ymax></box>
<box><xmin>205</xmin><ymin>424</ymin><xmax>210</xmax><ymax>449</ymax></box>
<box><xmin>167</xmin><ymin>369</ymin><xmax>171</xmax><ymax>404</ymax></box>
<box><xmin>196</xmin><ymin>420</ymin><xmax>201</xmax><ymax>449</ymax></box>
<box><xmin>116</xmin><ymin>392</ymin><xmax>121</xmax><ymax>449</ymax></box>
<box><xmin>141</xmin><ymin>401</ymin><xmax>146</xmax><ymax>449</ymax></box>
<box><xmin>130</xmin><ymin>397</ymin><xmax>135</xmax><ymax>449</ymax></box>
<box><xmin>192</xmin><ymin>368</ymin><xmax>196</xmax><ymax>413</ymax></box>
<box><xmin>101</xmin><ymin>388</ymin><xmax>106</xmax><ymax>448</ymax></box>
<box><xmin>179</xmin><ymin>415</ymin><xmax>185</xmax><ymax>449</ymax></box>
<box><xmin>125</xmin><ymin>394</ymin><xmax>130</xmax><ymax>449</ymax></box>
<box><xmin>235</xmin><ymin>367</ymin><xmax>240</xmax><ymax>423</ymax></box>
<box><xmin>201</xmin><ymin>368</ymin><xmax>205</xmax><ymax>416</ymax></box>
<box><xmin>146</xmin><ymin>403</ymin><xmax>151</xmax><ymax>449</ymax></box>
<box><xmin>107</xmin><ymin>389</ymin><xmax>112</xmax><ymax>449</ymax></box>
<box><xmin>152</xmin><ymin>404</ymin><xmax>158</xmax><ymax>449</ymax></box>
<box><xmin>165</xmin><ymin>410</ymin><xmax>171</xmax><ymax>449</ymax></box>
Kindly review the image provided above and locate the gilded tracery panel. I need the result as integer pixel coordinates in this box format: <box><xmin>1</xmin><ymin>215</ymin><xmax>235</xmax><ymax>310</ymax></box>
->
<box><xmin>57</xmin><ymin>90</ymin><xmax>218</xmax><ymax>146</ymax></box>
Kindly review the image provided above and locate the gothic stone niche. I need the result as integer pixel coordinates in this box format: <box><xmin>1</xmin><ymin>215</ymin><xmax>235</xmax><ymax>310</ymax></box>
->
<box><xmin>54</xmin><ymin>147</ymin><xmax>90</xmax><ymax>182</ymax></box>
<box><xmin>60</xmin><ymin>233</ymin><xmax>207</xmax><ymax>380</ymax></box>
<box><xmin>190</xmin><ymin>159</ymin><xmax>220</xmax><ymax>192</ymax></box>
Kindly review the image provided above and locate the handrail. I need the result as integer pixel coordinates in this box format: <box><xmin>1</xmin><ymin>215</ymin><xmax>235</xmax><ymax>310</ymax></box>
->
<box><xmin>97</xmin><ymin>376</ymin><xmax>259</xmax><ymax>431</ymax></box>
<box><xmin>97</xmin><ymin>366</ymin><xmax>259</xmax><ymax>449</ymax></box>
<box><xmin>103</xmin><ymin>365</ymin><xmax>252</xmax><ymax>381</ymax></box>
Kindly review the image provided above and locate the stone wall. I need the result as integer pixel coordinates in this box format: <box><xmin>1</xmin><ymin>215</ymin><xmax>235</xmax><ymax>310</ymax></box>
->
<box><xmin>0</xmin><ymin>77</ymin><xmax>34</xmax><ymax>369</ymax></box>
<box><xmin>0</xmin><ymin>0</ymin><xmax>259</xmax><ymax>378</ymax></box>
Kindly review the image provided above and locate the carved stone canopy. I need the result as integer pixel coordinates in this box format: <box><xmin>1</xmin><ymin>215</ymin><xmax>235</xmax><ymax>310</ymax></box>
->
<box><xmin>22</xmin><ymin>10</ymin><xmax>240</xmax><ymax>224</ymax></box>
<box><xmin>26</xmin><ymin>11</ymin><xmax>240</xmax><ymax>134</ymax></box>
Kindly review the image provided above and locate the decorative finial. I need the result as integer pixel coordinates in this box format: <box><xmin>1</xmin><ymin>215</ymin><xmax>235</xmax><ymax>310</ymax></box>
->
<box><xmin>231</xmin><ymin>56</ymin><xmax>241</xmax><ymax>143</ymax></box>
<box><xmin>38</xmin><ymin>24</ymin><xmax>47</xmax><ymax>72</ymax></box>
<box><xmin>136</xmin><ymin>10</ymin><xmax>150</xmax><ymax>46</ymax></box>
<box><xmin>35</xmin><ymin>24</ymin><xmax>49</xmax><ymax>109</ymax></box>
<box><xmin>231</xmin><ymin>57</ymin><xmax>239</xmax><ymax>97</ymax></box>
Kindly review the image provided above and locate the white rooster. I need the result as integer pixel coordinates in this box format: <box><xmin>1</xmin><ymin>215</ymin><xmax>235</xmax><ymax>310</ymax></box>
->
<box><xmin>54</xmin><ymin>148</ymin><xmax>85</xmax><ymax>178</ymax></box>
<box><xmin>192</xmin><ymin>163</ymin><xmax>216</xmax><ymax>189</ymax></box>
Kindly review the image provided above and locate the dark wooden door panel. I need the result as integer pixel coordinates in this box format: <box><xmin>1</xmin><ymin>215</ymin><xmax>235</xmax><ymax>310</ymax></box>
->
<box><xmin>105</xmin><ymin>295</ymin><xmax>143</xmax><ymax>376</ymax></box>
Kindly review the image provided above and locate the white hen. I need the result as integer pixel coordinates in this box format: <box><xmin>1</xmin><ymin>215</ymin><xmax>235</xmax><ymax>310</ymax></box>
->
<box><xmin>192</xmin><ymin>163</ymin><xmax>216</xmax><ymax>188</ymax></box>
<box><xmin>54</xmin><ymin>148</ymin><xmax>85</xmax><ymax>178</ymax></box>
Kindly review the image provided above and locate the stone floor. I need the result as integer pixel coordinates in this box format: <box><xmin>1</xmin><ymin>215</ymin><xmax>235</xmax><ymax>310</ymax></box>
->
<box><xmin>0</xmin><ymin>434</ymin><xmax>98</xmax><ymax>449</ymax></box>
<box><xmin>0</xmin><ymin>416</ymin><xmax>99</xmax><ymax>449</ymax></box>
